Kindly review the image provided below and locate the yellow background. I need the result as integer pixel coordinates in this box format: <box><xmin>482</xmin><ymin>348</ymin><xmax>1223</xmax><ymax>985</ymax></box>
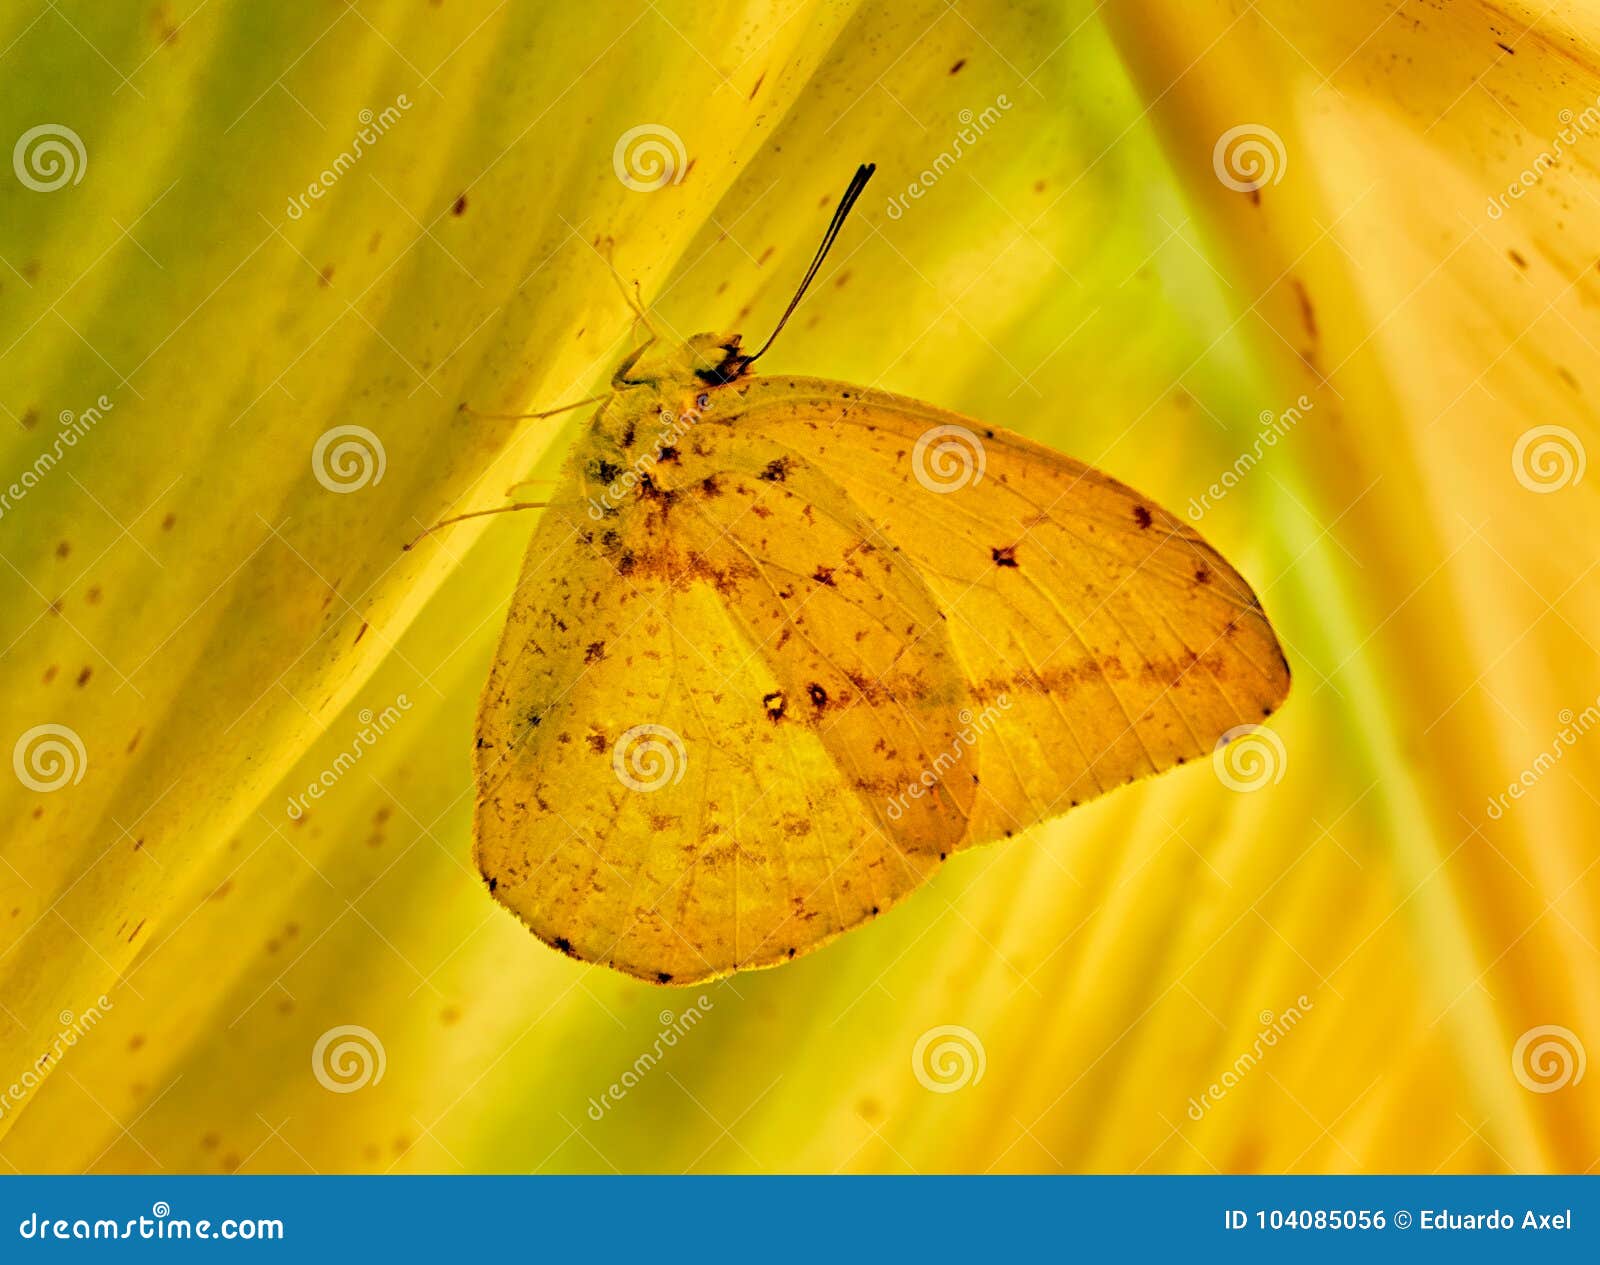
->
<box><xmin>0</xmin><ymin>0</ymin><xmax>1596</xmax><ymax>1172</ymax></box>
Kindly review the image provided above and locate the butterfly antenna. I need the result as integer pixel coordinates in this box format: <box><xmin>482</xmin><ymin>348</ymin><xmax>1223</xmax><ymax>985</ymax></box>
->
<box><xmin>741</xmin><ymin>163</ymin><xmax>875</xmax><ymax>367</ymax></box>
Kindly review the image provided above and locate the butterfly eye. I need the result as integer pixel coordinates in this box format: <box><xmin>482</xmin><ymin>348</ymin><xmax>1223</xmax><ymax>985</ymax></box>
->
<box><xmin>696</xmin><ymin>393</ymin><xmax>710</xmax><ymax>410</ymax></box>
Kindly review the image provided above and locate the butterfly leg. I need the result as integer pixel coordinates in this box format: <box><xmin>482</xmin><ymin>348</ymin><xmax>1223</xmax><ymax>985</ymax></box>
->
<box><xmin>402</xmin><ymin>501</ymin><xmax>549</xmax><ymax>552</ymax></box>
<box><xmin>456</xmin><ymin>394</ymin><xmax>611</xmax><ymax>423</ymax></box>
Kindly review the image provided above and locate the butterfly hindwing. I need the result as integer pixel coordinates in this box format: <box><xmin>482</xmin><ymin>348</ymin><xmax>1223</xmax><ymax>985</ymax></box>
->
<box><xmin>722</xmin><ymin>377</ymin><xmax>1293</xmax><ymax>847</ymax></box>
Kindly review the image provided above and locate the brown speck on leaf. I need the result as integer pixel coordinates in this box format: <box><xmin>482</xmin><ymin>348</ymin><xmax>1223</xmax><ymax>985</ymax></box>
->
<box><xmin>1508</xmin><ymin>248</ymin><xmax>1527</xmax><ymax>269</ymax></box>
<box><xmin>21</xmin><ymin>408</ymin><xmax>38</xmax><ymax>430</ymax></box>
<box><xmin>763</xmin><ymin>690</ymin><xmax>786</xmax><ymax>722</ymax></box>
<box><xmin>807</xmin><ymin>683</ymin><xmax>828</xmax><ymax>709</ymax></box>
<box><xmin>452</xmin><ymin>193</ymin><xmax>468</xmax><ymax>216</ymax></box>
<box><xmin>86</xmin><ymin>585</ymin><xmax>101</xmax><ymax>604</ymax></box>
<box><xmin>318</xmin><ymin>264</ymin><xmax>335</xmax><ymax>287</ymax></box>
<box><xmin>1290</xmin><ymin>277</ymin><xmax>1318</xmax><ymax>339</ymax></box>
<box><xmin>758</xmin><ymin>456</ymin><xmax>794</xmax><ymax>482</ymax></box>
<box><xmin>991</xmin><ymin>544</ymin><xmax>1019</xmax><ymax>567</ymax></box>
<box><xmin>440</xmin><ymin>1005</ymin><xmax>461</xmax><ymax>1026</ymax></box>
<box><xmin>552</xmin><ymin>936</ymin><xmax>579</xmax><ymax>959</ymax></box>
<box><xmin>748</xmin><ymin>71</ymin><xmax>765</xmax><ymax>99</ymax></box>
<box><xmin>586</xmin><ymin>730</ymin><xmax>607</xmax><ymax>754</ymax></box>
<box><xmin>161</xmin><ymin>512</ymin><xmax>176</xmax><ymax>530</ymax></box>
<box><xmin>55</xmin><ymin>540</ymin><xmax>70</xmax><ymax>558</ymax></box>
<box><xmin>812</xmin><ymin>564</ymin><xmax>836</xmax><ymax>586</ymax></box>
<box><xmin>1133</xmin><ymin>505</ymin><xmax>1153</xmax><ymax>529</ymax></box>
<box><xmin>1248</xmin><ymin>188</ymin><xmax>1261</xmax><ymax>207</ymax></box>
<box><xmin>949</xmin><ymin>58</ymin><xmax>966</xmax><ymax>73</ymax></box>
<box><xmin>76</xmin><ymin>666</ymin><xmax>93</xmax><ymax>686</ymax></box>
<box><xmin>656</xmin><ymin>971</ymin><xmax>674</xmax><ymax>983</ymax></box>
<box><xmin>353</xmin><ymin>621</ymin><xmax>368</xmax><ymax>645</ymax></box>
<box><xmin>584</xmin><ymin>640</ymin><xmax>605</xmax><ymax>663</ymax></box>
<box><xmin>43</xmin><ymin>665</ymin><xmax>57</xmax><ymax>684</ymax></box>
<box><xmin>757</xmin><ymin>246</ymin><xmax>775</xmax><ymax>266</ymax></box>
<box><xmin>1496</xmin><ymin>40</ymin><xmax>1515</xmax><ymax>53</ymax></box>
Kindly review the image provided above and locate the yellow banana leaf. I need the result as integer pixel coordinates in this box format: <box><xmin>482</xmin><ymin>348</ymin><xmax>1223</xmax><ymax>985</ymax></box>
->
<box><xmin>0</xmin><ymin>0</ymin><xmax>1595</xmax><ymax>1173</ymax></box>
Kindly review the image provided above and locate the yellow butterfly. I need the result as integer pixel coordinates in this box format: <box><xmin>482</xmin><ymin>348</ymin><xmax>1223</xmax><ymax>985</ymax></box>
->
<box><xmin>447</xmin><ymin>165</ymin><xmax>1289</xmax><ymax>985</ymax></box>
